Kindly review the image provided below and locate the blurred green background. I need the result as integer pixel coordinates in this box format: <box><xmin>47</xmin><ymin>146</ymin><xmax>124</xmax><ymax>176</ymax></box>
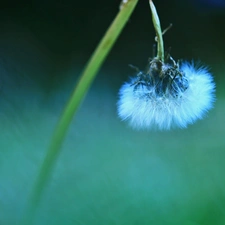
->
<box><xmin>0</xmin><ymin>0</ymin><xmax>225</xmax><ymax>224</ymax></box>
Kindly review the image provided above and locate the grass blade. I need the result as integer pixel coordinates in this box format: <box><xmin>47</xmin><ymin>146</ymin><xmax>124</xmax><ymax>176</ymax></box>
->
<box><xmin>21</xmin><ymin>0</ymin><xmax>139</xmax><ymax>224</ymax></box>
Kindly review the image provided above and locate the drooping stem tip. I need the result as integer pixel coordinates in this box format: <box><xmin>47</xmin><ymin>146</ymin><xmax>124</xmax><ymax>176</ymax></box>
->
<box><xmin>149</xmin><ymin>0</ymin><xmax>164</xmax><ymax>62</ymax></box>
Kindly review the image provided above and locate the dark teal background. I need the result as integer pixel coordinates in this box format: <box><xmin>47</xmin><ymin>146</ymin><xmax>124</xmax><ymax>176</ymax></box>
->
<box><xmin>0</xmin><ymin>1</ymin><xmax>225</xmax><ymax>225</ymax></box>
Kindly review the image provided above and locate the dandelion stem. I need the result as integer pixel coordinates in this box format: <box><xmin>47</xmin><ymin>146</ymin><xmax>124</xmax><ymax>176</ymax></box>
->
<box><xmin>149</xmin><ymin>0</ymin><xmax>164</xmax><ymax>62</ymax></box>
<box><xmin>21</xmin><ymin>0</ymin><xmax>139</xmax><ymax>224</ymax></box>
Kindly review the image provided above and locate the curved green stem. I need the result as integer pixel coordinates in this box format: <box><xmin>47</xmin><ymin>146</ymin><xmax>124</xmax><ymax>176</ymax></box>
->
<box><xmin>149</xmin><ymin>0</ymin><xmax>164</xmax><ymax>62</ymax></box>
<box><xmin>21</xmin><ymin>1</ymin><xmax>139</xmax><ymax>224</ymax></box>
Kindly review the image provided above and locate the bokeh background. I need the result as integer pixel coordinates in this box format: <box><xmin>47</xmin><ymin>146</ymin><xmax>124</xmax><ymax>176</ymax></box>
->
<box><xmin>0</xmin><ymin>0</ymin><xmax>225</xmax><ymax>224</ymax></box>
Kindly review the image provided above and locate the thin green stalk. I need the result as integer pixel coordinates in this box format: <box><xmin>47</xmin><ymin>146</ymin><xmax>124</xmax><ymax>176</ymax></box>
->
<box><xmin>149</xmin><ymin>0</ymin><xmax>164</xmax><ymax>62</ymax></box>
<box><xmin>21</xmin><ymin>1</ymin><xmax>139</xmax><ymax>224</ymax></box>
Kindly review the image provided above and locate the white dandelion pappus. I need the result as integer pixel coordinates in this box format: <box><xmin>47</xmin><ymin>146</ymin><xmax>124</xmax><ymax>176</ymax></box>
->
<box><xmin>117</xmin><ymin>0</ymin><xmax>215</xmax><ymax>130</ymax></box>
<box><xmin>117</xmin><ymin>60</ymin><xmax>215</xmax><ymax>130</ymax></box>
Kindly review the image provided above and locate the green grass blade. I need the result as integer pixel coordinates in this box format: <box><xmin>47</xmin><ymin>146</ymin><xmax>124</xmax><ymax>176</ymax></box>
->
<box><xmin>21</xmin><ymin>0</ymin><xmax>139</xmax><ymax>224</ymax></box>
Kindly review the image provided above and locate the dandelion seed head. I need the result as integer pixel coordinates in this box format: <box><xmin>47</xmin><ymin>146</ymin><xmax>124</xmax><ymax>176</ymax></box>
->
<box><xmin>117</xmin><ymin>59</ymin><xmax>215</xmax><ymax>130</ymax></box>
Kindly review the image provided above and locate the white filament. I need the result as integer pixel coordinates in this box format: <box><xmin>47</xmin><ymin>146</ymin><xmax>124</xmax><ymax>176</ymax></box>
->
<box><xmin>117</xmin><ymin>62</ymin><xmax>215</xmax><ymax>130</ymax></box>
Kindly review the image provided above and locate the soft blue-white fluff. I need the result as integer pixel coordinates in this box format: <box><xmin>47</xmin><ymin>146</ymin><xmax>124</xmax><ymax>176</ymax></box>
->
<box><xmin>117</xmin><ymin>62</ymin><xmax>215</xmax><ymax>130</ymax></box>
